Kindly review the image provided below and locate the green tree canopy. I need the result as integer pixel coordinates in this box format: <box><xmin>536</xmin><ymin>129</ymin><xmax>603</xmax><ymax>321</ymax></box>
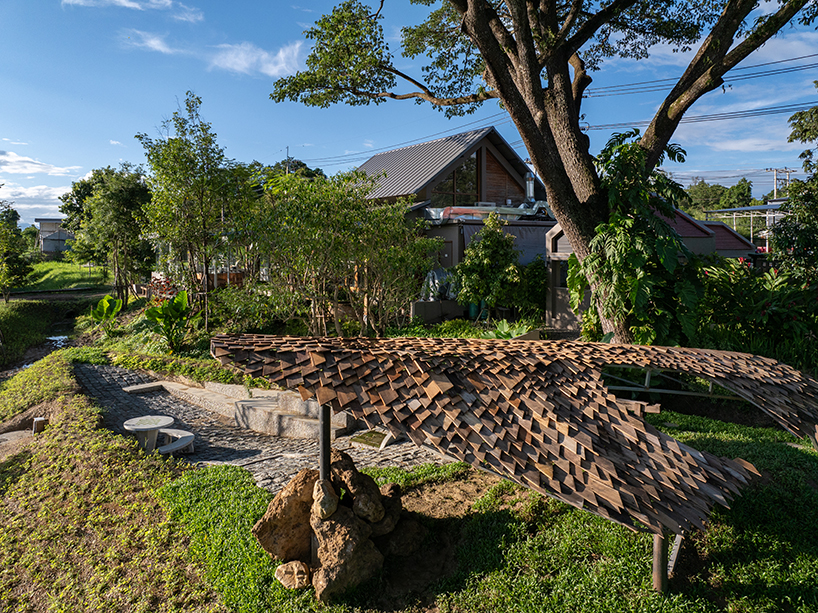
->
<box><xmin>268</xmin><ymin>157</ymin><xmax>326</xmax><ymax>178</ymax></box>
<box><xmin>0</xmin><ymin>187</ymin><xmax>32</xmax><ymax>302</ymax></box>
<box><xmin>771</xmin><ymin>91</ymin><xmax>818</xmax><ymax>280</ymax></box>
<box><xmin>257</xmin><ymin>171</ymin><xmax>441</xmax><ymax>336</ymax></box>
<box><xmin>65</xmin><ymin>164</ymin><xmax>154</xmax><ymax>306</ymax></box>
<box><xmin>682</xmin><ymin>179</ymin><xmax>727</xmax><ymax>218</ymax></box>
<box><xmin>136</xmin><ymin>91</ymin><xmax>254</xmax><ymax>306</ymax></box>
<box><xmin>272</xmin><ymin>0</ymin><xmax>818</xmax><ymax>343</ymax></box>
<box><xmin>719</xmin><ymin>178</ymin><xmax>758</xmax><ymax>210</ymax></box>
<box><xmin>789</xmin><ymin>81</ymin><xmax>818</xmax><ymax>174</ymax></box>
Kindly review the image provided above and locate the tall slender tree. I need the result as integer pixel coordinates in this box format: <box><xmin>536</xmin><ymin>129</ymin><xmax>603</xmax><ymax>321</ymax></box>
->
<box><xmin>137</xmin><ymin>93</ymin><xmax>234</xmax><ymax>298</ymax></box>
<box><xmin>0</xmin><ymin>187</ymin><xmax>32</xmax><ymax>302</ymax></box>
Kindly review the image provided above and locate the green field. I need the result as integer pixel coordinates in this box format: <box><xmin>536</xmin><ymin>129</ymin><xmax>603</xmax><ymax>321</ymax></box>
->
<box><xmin>19</xmin><ymin>261</ymin><xmax>109</xmax><ymax>292</ymax></box>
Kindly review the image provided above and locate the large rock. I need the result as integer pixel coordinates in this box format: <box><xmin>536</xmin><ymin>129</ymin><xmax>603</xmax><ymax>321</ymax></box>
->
<box><xmin>275</xmin><ymin>560</ymin><xmax>311</xmax><ymax>589</ymax></box>
<box><xmin>310</xmin><ymin>504</ymin><xmax>384</xmax><ymax>602</ymax></box>
<box><xmin>252</xmin><ymin>468</ymin><xmax>319</xmax><ymax>563</ymax></box>
<box><xmin>369</xmin><ymin>483</ymin><xmax>402</xmax><ymax>538</ymax></box>
<box><xmin>330</xmin><ymin>448</ymin><xmax>385</xmax><ymax>524</ymax></box>
<box><xmin>312</xmin><ymin>478</ymin><xmax>339</xmax><ymax>520</ymax></box>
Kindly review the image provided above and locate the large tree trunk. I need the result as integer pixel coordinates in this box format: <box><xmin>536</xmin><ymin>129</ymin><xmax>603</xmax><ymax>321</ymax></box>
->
<box><xmin>463</xmin><ymin>5</ymin><xmax>633</xmax><ymax>342</ymax></box>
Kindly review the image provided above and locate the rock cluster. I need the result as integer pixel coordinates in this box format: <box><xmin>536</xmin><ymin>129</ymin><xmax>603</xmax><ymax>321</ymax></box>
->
<box><xmin>252</xmin><ymin>448</ymin><xmax>413</xmax><ymax>602</ymax></box>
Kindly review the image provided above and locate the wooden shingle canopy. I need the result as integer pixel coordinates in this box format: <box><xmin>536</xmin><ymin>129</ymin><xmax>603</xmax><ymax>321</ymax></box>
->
<box><xmin>211</xmin><ymin>335</ymin><xmax>818</xmax><ymax>535</ymax></box>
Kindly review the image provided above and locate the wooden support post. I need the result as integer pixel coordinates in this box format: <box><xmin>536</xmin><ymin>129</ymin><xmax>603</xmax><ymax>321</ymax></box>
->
<box><xmin>652</xmin><ymin>532</ymin><xmax>669</xmax><ymax>593</ymax></box>
<box><xmin>319</xmin><ymin>404</ymin><xmax>331</xmax><ymax>481</ymax></box>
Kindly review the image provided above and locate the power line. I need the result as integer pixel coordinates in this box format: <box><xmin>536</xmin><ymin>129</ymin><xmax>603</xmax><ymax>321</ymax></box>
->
<box><xmin>504</xmin><ymin>101</ymin><xmax>817</xmax><ymax>146</ymax></box>
<box><xmin>585</xmin><ymin>53</ymin><xmax>818</xmax><ymax>97</ymax></box>
<box><xmin>298</xmin><ymin>53</ymin><xmax>818</xmax><ymax>169</ymax></box>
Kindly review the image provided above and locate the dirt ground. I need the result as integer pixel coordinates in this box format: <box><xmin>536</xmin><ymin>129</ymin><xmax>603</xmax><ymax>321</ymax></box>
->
<box><xmin>366</xmin><ymin>470</ymin><xmax>501</xmax><ymax>612</ymax></box>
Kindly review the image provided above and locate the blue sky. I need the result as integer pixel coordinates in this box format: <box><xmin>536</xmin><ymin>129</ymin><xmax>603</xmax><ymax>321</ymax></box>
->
<box><xmin>2</xmin><ymin>0</ymin><xmax>817</xmax><ymax>226</ymax></box>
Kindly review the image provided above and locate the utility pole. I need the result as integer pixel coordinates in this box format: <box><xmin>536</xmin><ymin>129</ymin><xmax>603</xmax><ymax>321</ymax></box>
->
<box><xmin>286</xmin><ymin>146</ymin><xmax>290</xmax><ymax>175</ymax></box>
<box><xmin>765</xmin><ymin>167</ymin><xmax>794</xmax><ymax>199</ymax></box>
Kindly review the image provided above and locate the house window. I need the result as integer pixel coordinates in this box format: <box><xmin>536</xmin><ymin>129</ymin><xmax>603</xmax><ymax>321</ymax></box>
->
<box><xmin>431</xmin><ymin>152</ymin><xmax>479</xmax><ymax>207</ymax></box>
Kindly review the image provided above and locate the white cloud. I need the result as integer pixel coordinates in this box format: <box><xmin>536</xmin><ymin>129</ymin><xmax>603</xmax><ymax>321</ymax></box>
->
<box><xmin>122</xmin><ymin>30</ymin><xmax>302</xmax><ymax>78</ymax></box>
<box><xmin>110</xmin><ymin>140</ymin><xmax>124</xmax><ymax>146</ymax></box>
<box><xmin>62</xmin><ymin>0</ymin><xmax>175</xmax><ymax>9</ymax></box>
<box><xmin>706</xmin><ymin>136</ymin><xmax>805</xmax><ymax>153</ymax></box>
<box><xmin>0</xmin><ymin>152</ymin><xmax>81</xmax><ymax>176</ymax></box>
<box><xmin>0</xmin><ymin>182</ymin><xmax>70</xmax><ymax>225</ymax></box>
<box><xmin>362</xmin><ymin>140</ymin><xmax>374</xmax><ymax>149</ymax></box>
<box><xmin>122</xmin><ymin>29</ymin><xmax>181</xmax><ymax>54</ymax></box>
<box><xmin>2</xmin><ymin>138</ymin><xmax>28</xmax><ymax>146</ymax></box>
<box><xmin>173</xmin><ymin>3</ymin><xmax>203</xmax><ymax>23</ymax></box>
<box><xmin>2</xmin><ymin>184</ymin><xmax>69</xmax><ymax>201</ymax></box>
<box><xmin>209</xmin><ymin>41</ymin><xmax>302</xmax><ymax>78</ymax></box>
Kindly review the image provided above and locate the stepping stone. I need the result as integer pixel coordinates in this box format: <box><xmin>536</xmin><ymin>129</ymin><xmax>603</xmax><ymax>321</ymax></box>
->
<box><xmin>122</xmin><ymin>382</ymin><xmax>165</xmax><ymax>394</ymax></box>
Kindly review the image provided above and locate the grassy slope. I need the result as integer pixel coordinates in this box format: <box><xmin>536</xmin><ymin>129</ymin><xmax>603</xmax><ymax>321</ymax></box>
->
<box><xmin>0</xmin><ymin>299</ymin><xmax>92</xmax><ymax>367</ymax></box>
<box><xmin>0</xmin><ymin>351</ymin><xmax>227</xmax><ymax>612</ymax></box>
<box><xmin>19</xmin><ymin>261</ymin><xmax>109</xmax><ymax>292</ymax></box>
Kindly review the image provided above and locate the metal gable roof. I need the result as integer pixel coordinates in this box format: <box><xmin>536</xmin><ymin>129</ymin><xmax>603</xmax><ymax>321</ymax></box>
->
<box><xmin>358</xmin><ymin>126</ymin><xmax>530</xmax><ymax>200</ymax></box>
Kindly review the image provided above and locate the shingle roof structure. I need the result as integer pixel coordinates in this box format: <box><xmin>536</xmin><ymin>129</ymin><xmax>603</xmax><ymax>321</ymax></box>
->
<box><xmin>211</xmin><ymin>335</ymin><xmax>818</xmax><ymax>535</ymax></box>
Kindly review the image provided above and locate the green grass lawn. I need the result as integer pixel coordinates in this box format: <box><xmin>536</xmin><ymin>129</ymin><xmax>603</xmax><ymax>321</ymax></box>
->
<box><xmin>2</xmin><ymin>349</ymin><xmax>817</xmax><ymax>612</ymax></box>
<box><xmin>19</xmin><ymin>261</ymin><xmax>109</xmax><ymax>292</ymax></box>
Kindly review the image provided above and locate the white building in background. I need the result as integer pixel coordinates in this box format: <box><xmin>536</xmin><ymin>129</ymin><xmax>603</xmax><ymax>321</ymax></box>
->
<box><xmin>34</xmin><ymin>218</ymin><xmax>74</xmax><ymax>255</ymax></box>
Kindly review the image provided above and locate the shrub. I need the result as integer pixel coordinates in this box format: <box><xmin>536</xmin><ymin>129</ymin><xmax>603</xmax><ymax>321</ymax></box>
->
<box><xmin>513</xmin><ymin>255</ymin><xmax>549</xmax><ymax>321</ymax></box>
<box><xmin>452</xmin><ymin>212</ymin><xmax>521</xmax><ymax>319</ymax></box>
<box><xmin>696</xmin><ymin>257</ymin><xmax>818</xmax><ymax>370</ymax></box>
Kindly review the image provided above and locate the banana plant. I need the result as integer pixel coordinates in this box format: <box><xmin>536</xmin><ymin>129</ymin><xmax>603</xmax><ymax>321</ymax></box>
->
<box><xmin>91</xmin><ymin>294</ymin><xmax>123</xmax><ymax>338</ymax></box>
<box><xmin>144</xmin><ymin>291</ymin><xmax>197</xmax><ymax>353</ymax></box>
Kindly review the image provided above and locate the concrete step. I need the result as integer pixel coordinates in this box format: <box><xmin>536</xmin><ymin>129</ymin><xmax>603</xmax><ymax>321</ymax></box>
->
<box><xmin>124</xmin><ymin>380</ymin><xmax>357</xmax><ymax>440</ymax></box>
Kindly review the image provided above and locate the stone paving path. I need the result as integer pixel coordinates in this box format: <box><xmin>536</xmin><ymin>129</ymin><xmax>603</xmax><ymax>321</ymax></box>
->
<box><xmin>74</xmin><ymin>363</ymin><xmax>443</xmax><ymax>493</ymax></box>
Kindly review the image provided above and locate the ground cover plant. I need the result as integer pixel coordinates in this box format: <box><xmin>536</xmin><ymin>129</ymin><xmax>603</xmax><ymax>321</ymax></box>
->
<box><xmin>0</xmin><ymin>351</ymin><xmax>78</xmax><ymax>422</ymax></box>
<box><xmin>0</xmin><ymin>350</ymin><xmax>227</xmax><ymax>612</ymax></box>
<box><xmin>19</xmin><ymin>260</ymin><xmax>109</xmax><ymax>292</ymax></box>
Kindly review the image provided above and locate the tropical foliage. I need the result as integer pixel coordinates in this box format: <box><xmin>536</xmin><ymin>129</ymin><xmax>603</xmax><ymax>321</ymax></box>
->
<box><xmin>90</xmin><ymin>294</ymin><xmax>123</xmax><ymax>338</ymax></box>
<box><xmin>144</xmin><ymin>290</ymin><xmax>197</xmax><ymax>353</ymax></box>
<box><xmin>567</xmin><ymin>132</ymin><xmax>701</xmax><ymax>345</ymax></box>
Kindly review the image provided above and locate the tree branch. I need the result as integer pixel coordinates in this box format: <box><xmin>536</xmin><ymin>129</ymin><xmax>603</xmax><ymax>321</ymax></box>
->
<box><xmin>564</xmin><ymin>0</ymin><xmax>640</xmax><ymax>53</ymax></box>
<box><xmin>640</xmin><ymin>0</ymin><xmax>810</xmax><ymax>168</ymax></box>
<box><xmin>349</xmin><ymin>85</ymin><xmax>499</xmax><ymax>107</ymax></box>
<box><xmin>569</xmin><ymin>52</ymin><xmax>592</xmax><ymax>115</ymax></box>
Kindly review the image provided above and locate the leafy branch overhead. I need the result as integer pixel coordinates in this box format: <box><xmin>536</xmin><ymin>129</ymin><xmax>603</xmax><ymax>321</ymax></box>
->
<box><xmin>272</xmin><ymin>0</ymin><xmax>818</xmax><ymax>343</ymax></box>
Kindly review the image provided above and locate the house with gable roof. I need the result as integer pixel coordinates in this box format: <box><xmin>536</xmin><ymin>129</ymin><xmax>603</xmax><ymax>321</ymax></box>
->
<box><xmin>358</xmin><ymin>126</ymin><xmax>552</xmax><ymax>270</ymax></box>
<box><xmin>358</xmin><ymin>127</ymin><xmax>757</xmax><ymax>329</ymax></box>
<box><xmin>34</xmin><ymin>218</ymin><xmax>74</xmax><ymax>257</ymax></box>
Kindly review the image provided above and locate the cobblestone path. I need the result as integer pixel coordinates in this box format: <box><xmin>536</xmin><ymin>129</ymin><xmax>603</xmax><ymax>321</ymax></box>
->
<box><xmin>74</xmin><ymin>363</ymin><xmax>443</xmax><ymax>493</ymax></box>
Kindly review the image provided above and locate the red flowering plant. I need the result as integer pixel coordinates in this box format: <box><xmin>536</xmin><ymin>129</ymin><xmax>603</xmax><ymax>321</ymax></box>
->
<box><xmin>146</xmin><ymin>274</ymin><xmax>179</xmax><ymax>307</ymax></box>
